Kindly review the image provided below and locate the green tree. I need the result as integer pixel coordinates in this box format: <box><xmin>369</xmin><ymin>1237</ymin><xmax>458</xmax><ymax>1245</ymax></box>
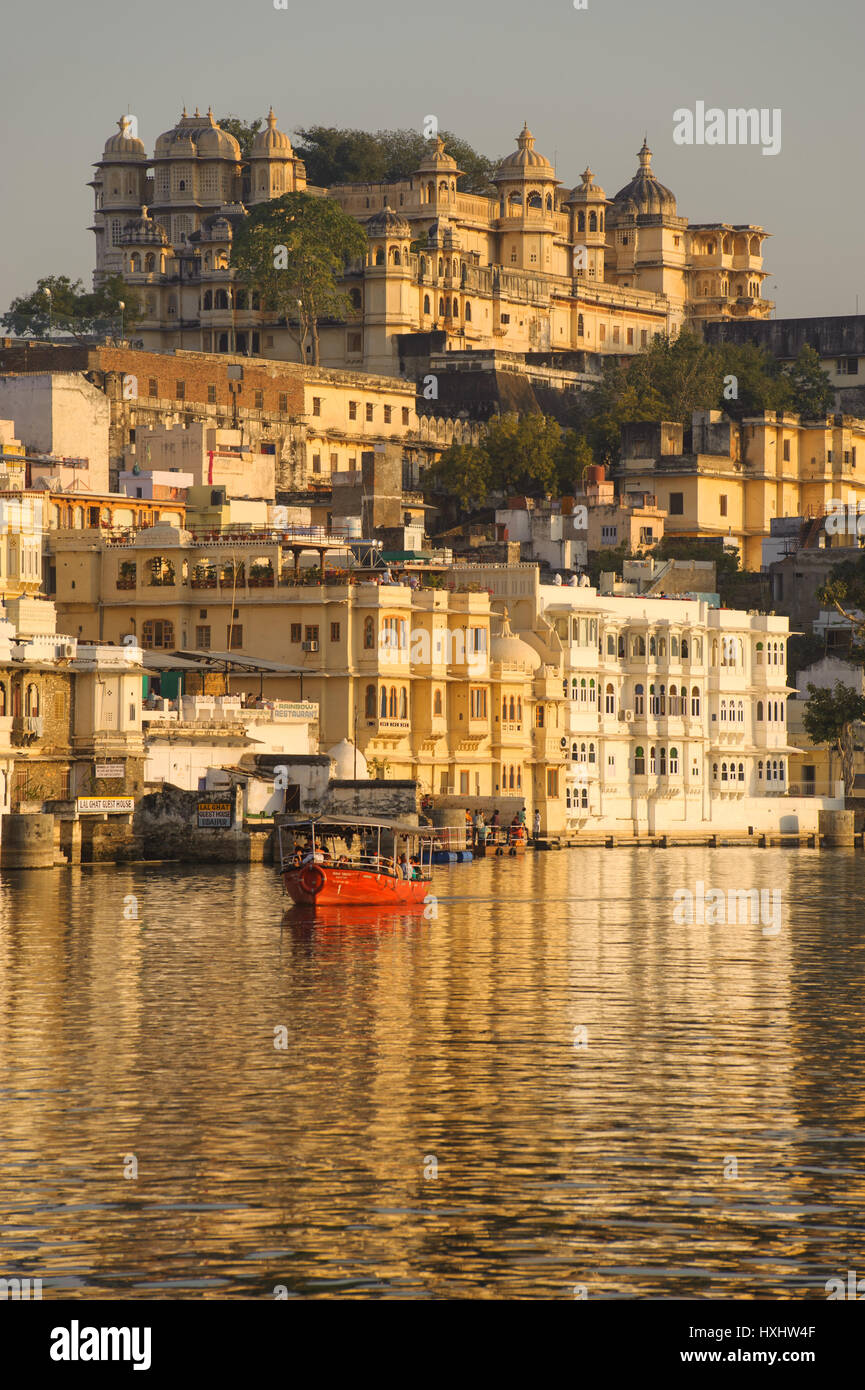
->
<box><xmin>425</xmin><ymin>441</ymin><xmax>492</xmax><ymax>511</ymax></box>
<box><xmin>782</xmin><ymin>344</ymin><xmax>835</xmax><ymax>419</ymax></box>
<box><xmin>2</xmin><ymin>273</ymin><xmax>141</xmax><ymax>339</ymax></box>
<box><xmin>293</xmin><ymin>126</ymin><xmax>499</xmax><ymax>193</ymax></box>
<box><xmin>802</xmin><ymin>681</ymin><xmax>865</xmax><ymax>796</ymax></box>
<box><xmin>214</xmin><ymin>114</ymin><xmax>263</xmax><ymax>160</ymax></box>
<box><xmin>230</xmin><ymin>192</ymin><xmax>367</xmax><ymax>364</ymax></box>
<box><xmin>483</xmin><ymin>412</ymin><xmax>563</xmax><ymax>496</ymax></box>
<box><xmin>714</xmin><ymin>341</ymin><xmax>794</xmax><ymax>419</ymax></box>
<box><xmin>817</xmin><ymin>554</ymin><xmax>865</xmax><ymax>653</ymax></box>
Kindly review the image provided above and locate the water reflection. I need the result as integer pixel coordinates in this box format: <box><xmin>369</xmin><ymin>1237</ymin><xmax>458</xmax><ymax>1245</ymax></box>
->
<box><xmin>0</xmin><ymin>849</ymin><xmax>863</xmax><ymax>1298</ymax></box>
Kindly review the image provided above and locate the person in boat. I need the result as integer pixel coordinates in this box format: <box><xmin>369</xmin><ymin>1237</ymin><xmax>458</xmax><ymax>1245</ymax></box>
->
<box><xmin>398</xmin><ymin>853</ymin><xmax>411</xmax><ymax>880</ymax></box>
<box><xmin>410</xmin><ymin>855</ymin><xmax>422</xmax><ymax>880</ymax></box>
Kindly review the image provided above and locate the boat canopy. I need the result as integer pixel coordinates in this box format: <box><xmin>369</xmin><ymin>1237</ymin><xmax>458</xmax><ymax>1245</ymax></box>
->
<box><xmin>279</xmin><ymin>813</ymin><xmax>435</xmax><ymax>837</ymax></box>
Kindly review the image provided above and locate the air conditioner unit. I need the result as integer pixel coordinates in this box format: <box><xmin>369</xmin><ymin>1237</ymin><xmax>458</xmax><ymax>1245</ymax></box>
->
<box><xmin>624</xmin><ymin>709</ymin><xmax>634</xmax><ymax>722</ymax></box>
<box><xmin>62</xmin><ymin>643</ymin><xmax>75</xmax><ymax>658</ymax></box>
<box><xmin>301</xmin><ymin>640</ymin><xmax>319</xmax><ymax>653</ymax></box>
<box><xmin>560</xmin><ymin>736</ymin><xmax>568</xmax><ymax>748</ymax></box>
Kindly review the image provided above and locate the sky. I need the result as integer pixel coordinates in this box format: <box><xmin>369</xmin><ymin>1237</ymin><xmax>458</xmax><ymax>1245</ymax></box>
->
<box><xmin>2</xmin><ymin>0</ymin><xmax>863</xmax><ymax>321</ymax></box>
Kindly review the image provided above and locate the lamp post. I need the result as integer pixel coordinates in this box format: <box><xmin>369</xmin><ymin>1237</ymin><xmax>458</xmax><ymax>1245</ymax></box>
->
<box><xmin>118</xmin><ymin>300</ymin><xmax>125</xmax><ymax>341</ymax></box>
<box><xmin>44</xmin><ymin>286</ymin><xmax>51</xmax><ymax>339</ymax></box>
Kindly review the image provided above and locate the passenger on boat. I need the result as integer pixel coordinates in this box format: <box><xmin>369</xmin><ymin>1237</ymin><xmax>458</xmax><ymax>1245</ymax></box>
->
<box><xmin>398</xmin><ymin>853</ymin><xmax>411</xmax><ymax>880</ymax></box>
<box><xmin>410</xmin><ymin>855</ymin><xmax>422</xmax><ymax>880</ymax></box>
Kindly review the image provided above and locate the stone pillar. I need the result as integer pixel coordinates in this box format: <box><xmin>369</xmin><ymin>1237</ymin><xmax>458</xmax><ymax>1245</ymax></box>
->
<box><xmin>0</xmin><ymin>814</ymin><xmax>56</xmax><ymax>869</ymax></box>
<box><xmin>819</xmin><ymin>809</ymin><xmax>855</xmax><ymax>846</ymax></box>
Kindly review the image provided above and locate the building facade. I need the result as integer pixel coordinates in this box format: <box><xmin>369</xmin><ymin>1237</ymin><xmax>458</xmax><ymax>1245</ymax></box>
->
<box><xmin>90</xmin><ymin>112</ymin><xmax>772</xmax><ymax>377</ymax></box>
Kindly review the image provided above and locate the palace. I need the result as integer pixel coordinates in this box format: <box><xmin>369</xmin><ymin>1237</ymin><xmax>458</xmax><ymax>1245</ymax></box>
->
<box><xmin>91</xmin><ymin>109</ymin><xmax>772</xmax><ymax>378</ymax></box>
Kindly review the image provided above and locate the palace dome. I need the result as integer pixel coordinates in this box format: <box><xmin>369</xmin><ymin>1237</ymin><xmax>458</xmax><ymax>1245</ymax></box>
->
<box><xmin>494</xmin><ymin>125</ymin><xmax>555</xmax><ymax>181</ymax></box>
<box><xmin>416</xmin><ymin>136</ymin><xmax>460</xmax><ymax>174</ymax></box>
<box><xmin>612</xmin><ymin>140</ymin><xmax>677</xmax><ymax>216</ymax></box>
<box><xmin>366</xmin><ymin>205</ymin><xmax>411</xmax><ymax>238</ymax></box>
<box><xmin>251</xmin><ymin>108</ymin><xmax>293</xmax><ymax>156</ymax></box>
<box><xmin>154</xmin><ymin>108</ymin><xmax>240</xmax><ymax>161</ymax></box>
<box><xmin>102</xmin><ymin>116</ymin><xmax>147</xmax><ymax>162</ymax></box>
<box><xmin>119</xmin><ymin>207</ymin><xmax>169</xmax><ymax>246</ymax></box>
<box><xmin>491</xmin><ymin>609</ymin><xmax>542</xmax><ymax>670</ymax></box>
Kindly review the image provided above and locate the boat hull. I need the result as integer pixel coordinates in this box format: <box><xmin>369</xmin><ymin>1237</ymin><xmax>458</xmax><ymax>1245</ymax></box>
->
<box><xmin>283</xmin><ymin>864</ymin><xmax>431</xmax><ymax>907</ymax></box>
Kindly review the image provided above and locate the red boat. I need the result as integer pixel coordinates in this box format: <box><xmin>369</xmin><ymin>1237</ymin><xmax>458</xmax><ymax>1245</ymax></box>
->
<box><xmin>277</xmin><ymin>815</ymin><xmax>437</xmax><ymax>909</ymax></box>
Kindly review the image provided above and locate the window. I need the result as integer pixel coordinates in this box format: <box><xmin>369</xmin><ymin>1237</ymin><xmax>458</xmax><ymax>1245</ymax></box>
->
<box><xmin>175</xmin><ymin>381</ymin><xmax>185</xmax><ymax>401</ymax></box>
<box><xmin>312</xmin><ymin>397</ymin><xmax>321</xmax><ymax>416</ymax></box>
<box><xmin>312</xmin><ymin>454</ymin><xmax>321</xmax><ymax>474</ymax></box>
<box><xmin>380</xmin><ymin>688</ymin><xmax>388</xmax><ymax>718</ymax></box>
<box><xmin>226</xmin><ymin>624</ymin><xmax>242</xmax><ymax>649</ymax></box>
<box><xmin>627</xmin><ymin>328</ymin><xmax>634</xmax><ymax>346</ymax></box>
<box><xmin>577</xmin><ymin>314</ymin><xmax>584</xmax><ymax>338</ymax></box>
<box><xmin>365</xmin><ymin>684</ymin><xmax>376</xmax><ymax>717</ymax></box>
<box><xmin>290</xmin><ymin>623</ymin><xmax>302</xmax><ymax>643</ymax></box>
<box><xmin>634</xmin><ymin>745</ymin><xmax>646</xmax><ymax>775</ymax></box>
<box><xmin>650</xmin><ymin>747</ymin><xmax>657</xmax><ymax>774</ymax></box>
<box><xmin>402</xmin><ymin>408</ymin><xmax>410</xmax><ymax>425</ymax></box>
<box><xmin>363</xmin><ymin>616</ymin><xmax>375</xmax><ymax>649</ymax></box>
<box><xmin>347</xmin><ymin>333</ymin><xmax>362</xmax><ymax>353</ymax></box>
<box><xmin>330</xmin><ymin>622</ymin><xmax>341</xmax><ymax>642</ymax></box>
<box><xmin>141</xmin><ymin>619</ymin><xmax>174</xmax><ymax>649</ymax></box>
<box><xmin>634</xmin><ymin>683</ymin><xmax>644</xmax><ymax>715</ymax></box>
<box><xmin>783</xmin><ymin>439</ymin><xmax>790</xmax><ymax>461</ymax></box>
<box><xmin>719</xmin><ymin>494</ymin><xmax>728</xmax><ymax>517</ymax></box>
<box><xmin>148</xmin><ymin>378</ymin><xmax>158</xmax><ymax>398</ymax></box>
<box><xmin>254</xmin><ymin>390</ymin><xmax>264</xmax><ymax>409</ymax></box>
<box><xmin>757</xmin><ymin>701</ymin><xmax>764</xmax><ymax>720</ymax></box>
<box><xmin>304</xmin><ymin>626</ymin><xmax>319</xmax><ymax>643</ymax></box>
<box><xmin>691</xmin><ymin>686</ymin><xmax>700</xmax><ymax>717</ymax></box>
<box><xmin>546</xmin><ymin>769</ymin><xmax>559</xmax><ymax>798</ymax></box>
<box><xmin>196</xmin><ymin>625</ymin><xmax>211</xmax><ymax>649</ymax></box>
<box><xmin>460</xmin><ymin>771</ymin><xmax>469</xmax><ymax>796</ymax></box>
<box><xmin>207</xmin><ymin>384</ymin><xmax>217</xmax><ymax>404</ymax></box>
<box><xmin>278</xmin><ymin>393</ymin><xmax>288</xmax><ymax>413</ymax></box>
<box><xmin>399</xmin><ymin>687</ymin><xmax>408</xmax><ymax>720</ymax></box>
<box><xmin>433</xmin><ymin>689</ymin><xmax>443</xmax><ymax>716</ymax></box>
<box><xmin>365</xmin><ymin>403</ymin><xmax>374</xmax><ymax>422</ymax></box>
<box><xmin>470</xmin><ymin>688</ymin><xmax>487</xmax><ymax>719</ymax></box>
<box><xmin>389</xmin><ymin>687</ymin><xmax>397</xmax><ymax>718</ymax></box>
<box><xmin>605</xmin><ymin>683</ymin><xmax>615</xmax><ymax>715</ymax></box>
<box><xmin>669</xmin><ymin>493</ymin><xmax>684</xmax><ymax>515</ymax></box>
<box><xmin>669</xmin><ymin>747</ymin><xmax>679</xmax><ymax>774</ymax></box>
<box><xmin>659</xmin><ymin>747</ymin><xmax>667</xmax><ymax>775</ymax></box>
<box><xmin>330</xmin><ymin>453</ymin><xmax>338</xmax><ymax>470</ymax></box>
<box><xmin>738</xmin><ymin>762</ymin><xmax>745</xmax><ymax>783</ymax></box>
<box><xmin>348</xmin><ymin>401</ymin><xmax>357</xmax><ymax>420</ymax></box>
<box><xmin>536</xmin><ymin>705</ymin><xmax>545</xmax><ymax>728</ymax></box>
<box><xmin>384</xmin><ymin>405</ymin><xmax>392</xmax><ymax>424</ymax></box>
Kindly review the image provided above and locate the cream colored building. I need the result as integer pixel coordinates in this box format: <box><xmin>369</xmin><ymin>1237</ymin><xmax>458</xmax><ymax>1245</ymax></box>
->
<box><xmin>91</xmin><ymin>111</ymin><xmax>771</xmax><ymax>378</ymax></box>
<box><xmin>618</xmin><ymin>409</ymin><xmax>865</xmax><ymax>570</ymax></box>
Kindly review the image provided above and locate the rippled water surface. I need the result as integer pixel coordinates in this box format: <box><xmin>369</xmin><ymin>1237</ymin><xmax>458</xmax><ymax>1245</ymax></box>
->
<box><xmin>0</xmin><ymin>848</ymin><xmax>863</xmax><ymax>1299</ymax></box>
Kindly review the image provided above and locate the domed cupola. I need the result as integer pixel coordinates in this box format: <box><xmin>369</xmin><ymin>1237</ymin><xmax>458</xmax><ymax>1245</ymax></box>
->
<box><xmin>493</xmin><ymin>124</ymin><xmax>555</xmax><ymax>182</ymax></box>
<box><xmin>248</xmin><ymin>109</ymin><xmax>305</xmax><ymax>203</ymax></box>
<box><xmin>564</xmin><ymin>167</ymin><xmax>608</xmax><ymax>277</ymax></box>
<box><xmin>611</xmin><ymin>139</ymin><xmax>677</xmax><ymax>220</ymax></box>
<box><xmin>366</xmin><ymin>205</ymin><xmax>412</xmax><ymax>238</ymax></box>
<box><xmin>415</xmin><ymin>136</ymin><xmax>463</xmax><ymax>210</ymax></box>
<box><xmin>196</xmin><ymin>108</ymin><xmax>242</xmax><ymax>162</ymax></box>
<box><xmin>251</xmin><ymin>107</ymin><xmax>293</xmax><ymax>156</ymax></box>
<box><xmin>119</xmin><ymin>206</ymin><xmax>169</xmax><ymax>246</ymax></box>
<box><xmin>102</xmin><ymin>115</ymin><xmax>147</xmax><ymax>163</ymax></box>
<box><xmin>366</xmin><ymin>205</ymin><xmax>412</xmax><ymax>271</ymax></box>
<box><xmin>491</xmin><ymin>608</ymin><xmax>542</xmax><ymax>671</ymax></box>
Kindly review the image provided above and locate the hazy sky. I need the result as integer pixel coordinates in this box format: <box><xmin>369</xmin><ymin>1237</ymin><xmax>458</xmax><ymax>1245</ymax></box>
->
<box><xmin>2</xmin><ymin>0</ymin><xmax>862</xmax><ymax>320</ymax></box>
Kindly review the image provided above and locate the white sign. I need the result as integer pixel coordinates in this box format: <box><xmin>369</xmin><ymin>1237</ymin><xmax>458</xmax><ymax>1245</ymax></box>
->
<box><xmin>272</xmin><ymin>701</ymin><xmax>318</xmax><ymax>721</ymax></box>
<box><xmin>76</xmin><ymin>797</ymin><xmax>135</xmax><ymax>815</ymax></box>
<box><xmin>95</xmin><ymin>763</ymin><xmax>124</xmax><ymax>778</ymax></box>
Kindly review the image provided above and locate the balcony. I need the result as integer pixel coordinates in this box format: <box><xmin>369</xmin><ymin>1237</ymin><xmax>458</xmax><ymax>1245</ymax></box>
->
<box><xmin>12</xmin><ymin>715</ymin><xmax>43</xmax><ymax>745</ymax></box>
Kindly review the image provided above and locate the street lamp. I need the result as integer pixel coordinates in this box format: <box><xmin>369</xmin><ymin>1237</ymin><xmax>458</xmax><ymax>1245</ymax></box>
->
<box><xmin>118</xmin><ymin>300</ymin><xmax>125</xmax><ymax>341</ymax></box>
<box><xmin>44</xmin><ymin>286</ymin><xmax>51</xmax><ymax>339</ymax></box>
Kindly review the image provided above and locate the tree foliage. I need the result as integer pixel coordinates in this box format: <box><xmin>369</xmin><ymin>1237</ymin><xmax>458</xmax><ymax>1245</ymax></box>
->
<box><xmin>802</xmin><ymin>681</ymin><xmax>865</xmax><ymax>795</ymax></box>
<box><xmin>2</xmin><ymin>274</ymin><xmax>142</xmax><ymax>338</ymax></box>
<box><xmin>230</xmin><ymin>192</ymin><xmax>367</xmax><ymax>365</ymax></box>
<box><xmin>214</xmin><ymin>114</ymin><xmax>263</xmax><ymax>160</ymax></box>
<box><xmin>293</xmin><ymin>126</ymin><xmax>500</xmax><ymax>194</ymax></box>
<box><xmin>424</xmin><ymin>413</ymin><xmax>594</xmax><ymax>509</ymax></box>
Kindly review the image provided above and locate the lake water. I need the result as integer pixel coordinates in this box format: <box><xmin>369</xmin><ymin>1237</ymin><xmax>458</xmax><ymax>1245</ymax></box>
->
<box><xmin>0</xmin><ymin>848</ymin><xmax>862</xmax><ymax>1299</ymax></box>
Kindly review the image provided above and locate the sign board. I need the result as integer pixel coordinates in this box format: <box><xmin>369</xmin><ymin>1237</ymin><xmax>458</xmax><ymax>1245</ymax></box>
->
<box><xmin>76</xmin><ymin>797</ymin><xmax>135</xmax><ymax>815</ymax></box>
<box><xmin>94</xmin><ymin>763</ymin><xmax>124</xmax><ymax>778</ymax></box>
<box><xmin>197</xmin><ymin>799</ymin><xmax>233</xmax><ymax>829</ymax></box>
<box><xmin>272</xmin><ymin>701</ymin><xmax>318</xmax><ymax>722</ymax></box>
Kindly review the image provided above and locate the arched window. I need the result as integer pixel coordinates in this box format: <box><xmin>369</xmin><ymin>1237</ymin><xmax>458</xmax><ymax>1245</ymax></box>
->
<box><xmin>546</xmin><ymin>193</ymin><xmax>552</xmax><ymax>211</ymax></box>
<box><xmin>670</xmin><ymin>684</ymin><xmax>678</xmax><ymax>713</ymax></box>
<box><xmin>758</xmin><ymin>760</ymin><xmax>764</xmax><ymax>780</ymax></box>
<box><xmin>755</xmin><ymin>641</ymin><xmax>764</xmax><ymax>665</ymax></box>
<box><xmin>649</xmin><ymin>636</ymin><xmax>656</xmax><ymax>657</ymax></box>
<box><xmin>452</xmin><ymin>298</ymin><xmax>459</xmax><ymax>317</ymax></box>
<box><xmin>635</xmin><ymin>746</ymin><xmax>646</xmax><ymax>775</ymax></box>
<box><xmin>215</xmin><ymin>289</ymin><xmax>229</xmax><ymax>309</ymax></box>
<box><xmin>379</xmin><ymin>687</ymin><xmax>388</xmax><ymax>718</ymax></box>
<box><xmin>659</xmin><ymin>684</ymin><xmax>666</xmax><ymax>716</ymax></box>
<box><xmin>634</xmin><ymin>683</ymin><xmax>644</xmax><ymax>715</ymax></box>
<box><xmin>589</xmin><ymin>211</ymin><xmax>597</xmax><ymax>232</ymax></box>
<box><xmin>236</xmin><ymin>290</ymin><xmax>248</xmax><ymax>310</ymax></box>
<box><xmin>691</xmin><ymin>686</ymin><xmax>700</xmax><ymax>717</ymax></box>
<box><xmin>390</xmin><ymin>246</ymin><xmax>401</xmax><ymax>265</ymax></box>
<box><xmin>536</xmin><ymin>705</ymin><xmax>545</xmax><ymax>728</ymax></box>
<box><xmin>388</xmin><ymin>686</ymin><xmax>397</xmax><ymax>718</ymax></box>
<box><xmin>589</xmin><ymin>742</ymin><xmax>597</xmax><ymax>764</ymax></box>
<box><xmin>632</xmin><ymin>635</ymin><xmax>646</xmax><ymax>656</ymax></box>
<box><xmin>438</xmin><ymin>258</ymin><xmax>443</xmax><ymax>276</ymax></box>
<box><xmin>517</xmin><ymin>697</ymin><xmax>522</xmax><ymax>722</ymax></box>
<box><xmin>671</xmin><ymin>637</ymin><xmax>679</xmax><ymax>657</ymax></box>
<box><xmin>509</xmin><ymin>695</ymin><xmax>515</xmax><ymax>720</ymax></box>
<box><xmin>721</xmin><ymin>761</ymin><xmax>728</xmax><ymax>782</ymax></box>
<box><xmin>375</xmin><ymin>247</ymin><xmax>385</xmax><ymax>265</ymax></box>
<box><xmin>399</xmin><ymin>687</ymin><xmax>408</xmax><ymax>719</ymax></box>
<box><xmin>650</xmin><ymin>746</ymin><xmax>657</xmax><ymax>774</ymax></box>
<box><xmin>420</xmin><ymin>257</ymin><xmax>427</xmax><ymax>277</ymax></box>
<box><xmin>780</xmin><ymin>701</ymin><xmax>784</xmax><ymax>721</ymax></box>
<box><xmin>527</xmin><ymin>191</ymin><xmax>542</xmax><ymax>209</ymax></box>
<box><xmin>658</xmin><ymin>638</ymin><xmax>666</xmax><ymax>657</ymax></box>
<box><xmin>577</xmin><ymin>212</ymin><xmax>585</xmax><ymax>232</ymax></box>
<box><xmin>738</xmin><ymin>700</ymin><xmax>744</xmax><ymax>723</ymax></box>
<box><xmin>438</xmin><ymin>298</ymin><xmax>445</xmax><ymax>316</ymax></box>
<box><xmin>25</xmin><ymin>684</ymin><xmax>39</xmax><ymax>717</ymax></box>
<box><xmin>670</xmin><ymin>747</ymin><xmax>679</xmax><ymax>774</ymax></box>
<box><xmin>130</xmin><ymin>253</ymin><xmax>140</xmax><ymax>272</ymax></box>
<box><xmin>365</xmin><ymin>684</ymin><xmax>376</xmax><ymax>717</ymax></box>
<box><xmin>779</xmin><ymin>761</ymin><xmax>785</xmax><ymax>781</ymax></box>
<box><xmin>580</xmin><ymin>677</ymin><xmax>587</xmax><ymax>703</ymax></box>
<box><xmin>659</xmin><ymin>747</ymin><xmax>667</xmax><ymax>775</ymax></box>
<box><xmin>605</xmin><ymin>683</ymin><xmax>615</xmax><ymax>715</ymax></box>
<box><xmin>618</xmin><ymin>634</ymin><xmax>625</xmax><ymax>659</ymax></box>
<box><xmin>738</xmin><ymin>762</ymin><xmax>745</xmax><ymax>782</ymax></box>
<box><xmin>589</xmin><ymin>678</ymin><xmax>595</xmax><ymax>703</ymax></box>
<box><xmin>434</xmin><ymin>689</ymin><xmax>443</xmax><ymax>716</ymax></box>
<box><xmin>427</xmin><ymin>182</ymin><xmax>434</xmax><ymax>201</ymax></box>
<box><xmin>720</xmin><ymin>699</ymin><xmax>727</xmax><ymax>723</ymax></box>
<box><xmin>364</xmin><ymin>616</ymin><xmax>375</xmax><ymax>649</ymax></box>
<box><xmin>144</xmin><ymin>252</ymin><xmax>155</xmax><ymax>272</ymax></box>
<box><xmin>423</xmin><ymin>294</ymin><xmax>431</xmax><ymax>314</ymax></box>
<box><xmin>713</xmin><ymin>762</ymin><xmax>719</xmax><ymax>781</ymax></box>
<box><xmin>203</xmin><ymin>290</ymin><xmax>212</xmax><ymax>310</ymax></box>
<box><xmin>465</xmin><ymin>302</ymin><xmax>472</xmax><ymax>322</ymax></box>
<box><xmin>572</xmin><ymin>741</ymin><xmax>579</xmax><ymax>761</ymax></box>
<box><xmin>757</xmin><ymin>701</ymin><xmax>764</xmax><ymax>720</ymax></box>
<box><xmin>681</xmin><ymin>638</ymin><xmax>689</xmax><ymax>659</ymax></box>
<box><xmin>577</xmin><ymin>313</ymin><xmax>584</xmax><ymax>337</ymax></box>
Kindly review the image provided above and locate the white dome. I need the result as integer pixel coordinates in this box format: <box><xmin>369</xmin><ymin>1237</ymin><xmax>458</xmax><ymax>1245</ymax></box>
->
<box><xmin>328</xmin><ymin>739</ymin><xmax>368</xmax><ymax>779</ymax></box>
<box><xmin>490</xmin><ymin>608</ymin><xmax>542</xmax><ymax>670</ymax></box>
